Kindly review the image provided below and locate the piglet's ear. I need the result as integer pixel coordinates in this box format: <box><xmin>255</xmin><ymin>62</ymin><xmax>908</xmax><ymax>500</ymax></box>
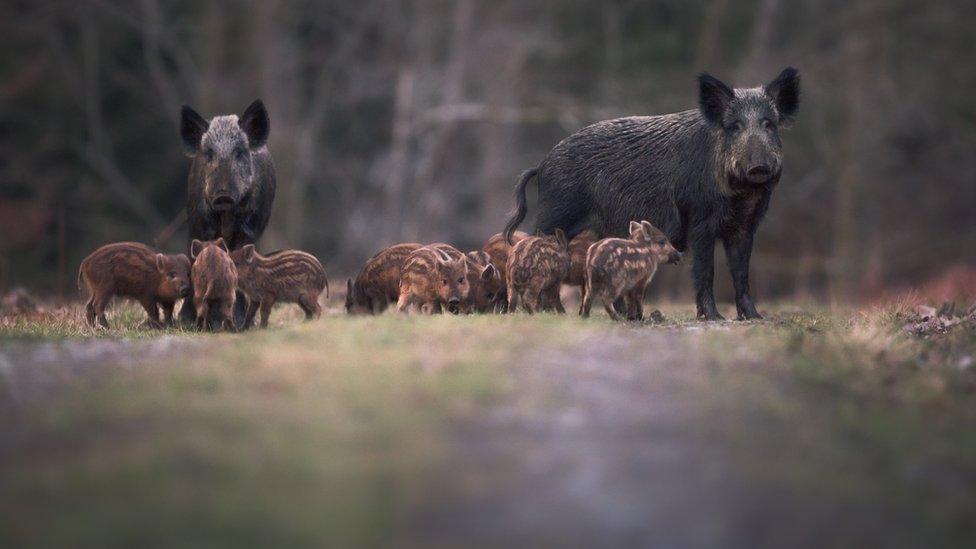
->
<box><xmin>190</xmin><ymin>239</ymin><xmax>204</xmax><ymax>259</ymax></box>
<box><xmin>155</xmin><ymin>253</ymin><xmax>167</xmax><ymax>272</ymax></box>
<box><xmin>214</xmin><ymin>237</ymin><xmax>229</xmax><ymax>253</ymax></box>
<box><xmin>181</xmin><ymin>105</ymin><xmax>208</xmax><ymax>156</ymax></box>
<box><xmin>239</xmin><ymin>99</ymin><xmax>270</xmax><ymax>149</ymax></box>
<box><xmin>629</xmin><ymin>221</ymin><xmax>641</xmax><ymax>235</ymax></box>
<box><xmin>241</xmin><ymin>244</ymin><xmax>256</xmax><ymax>263</ymax></box>
<box><xmin>698</xmin><ymin>73</ymin><xmax>734</xmax><ymax>126</ymax></box>
<box><xmin>553</xmin><ymin>229</ymin><xmax>568</xmax><ymax>250</ymax></box>
<box><xmin>641</xmin><ymin>221</ymin><xmax>656</xmax><ymax>235</ymax></box>
<box><xmin>481</xmin><ymin>263</ymin><xmax>495</xmax><ymax>282</ymax></box>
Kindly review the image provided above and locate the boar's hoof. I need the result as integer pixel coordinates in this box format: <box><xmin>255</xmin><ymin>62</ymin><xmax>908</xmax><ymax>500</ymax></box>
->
<box><xmin>699</xmin><ymin>311</ymin><xmax>726</xmax><ymax>322</ymax></box>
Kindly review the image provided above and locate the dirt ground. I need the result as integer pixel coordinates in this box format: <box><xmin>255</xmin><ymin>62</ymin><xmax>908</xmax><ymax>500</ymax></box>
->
<box><xmin>1</xmin><ymin>301</ymin><xmax>975</xmax><ymax>548</ymax></box>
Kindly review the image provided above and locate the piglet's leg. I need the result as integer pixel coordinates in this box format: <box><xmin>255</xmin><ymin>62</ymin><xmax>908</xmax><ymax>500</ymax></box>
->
<box><xmin>259</xmin><ymin>299</ymin><xmax>274</xmax><ymax>328</ymax></box>
<box><xmin>244</xmin><ymin>299</ymin><xmax>259</xmax><ymax>330</ymax></box>
<box><xmin>196</xmin><ymin>300</ymin><xmax>210</xmax><ymax>331</ymax></box>
<box><xmin>140</xmin><ymin>298</ymin><xmax>163</xmax><ymax>329</ymax></box>
<box><xmin>299</xmin><ymin>294</ymin><xmax>321</xmax><ymax>320</ymax></box>
<box><xmin>220</xmin><ymin>300</ymin><xmax>237</xmax><ymax>332</ymax></box>
<box><xmin>161</xmin><ymin>301</ymin><xmax>175</xmax><ymax>326</ymax></box>
<box><xmin>602</xmin><ymin>292</ymin><xmax>624</xmax><ymax>321</ymax></box>
<box><xmin>93</xmin><ymin>292</ymin><xmax>112</xmax><ymax>329</ymax></box>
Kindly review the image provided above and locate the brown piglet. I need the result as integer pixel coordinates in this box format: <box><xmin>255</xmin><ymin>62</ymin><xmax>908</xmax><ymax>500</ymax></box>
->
<box><xmin>482</xmin><ymin>230</ymin><xmax>528</xmax><ymax>311</ymax></box>
<box><xmin>506</xmin><ymin>229</ymin><xmax>570</xmax><ymax>314</ymax></box>
<box><xmin>190</xmin><ymin>238</ymin><xmax>238</xmax><ymax>331</ymax></box>
<box><xmin>565</xmin><ymin>229</ymin><xmax>599</xmax><ymax>290</ymax></box>
<box><xmin>430</xmin><ymin>244</ymin><xmax>502</xmax><ymax>314</ymax></box>
<box><xmin>580</xmin><ymin>220</ymin><xmax>680</xmax><ymax>321</ymax></box>
<box><xmin>78</xmin><ymin>242</ymin><xmax>191</xmax><ymax>329</ymax></box>
<box><xmin>346</xmin><ymin>243</ymin><xmax>422</xmax><ymax>315</ymax></box>
<box><xmin>396</xmin><ymin>246</ymin><xmax>469</xmax><ymax>314</ymax></box>
<box><xmin>231</xmin><ymin>244</ymin><xmax>329</xmax><ymax>328</ymax></box>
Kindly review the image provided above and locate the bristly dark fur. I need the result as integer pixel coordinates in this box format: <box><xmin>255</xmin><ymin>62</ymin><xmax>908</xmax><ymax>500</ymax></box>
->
<box><xmin>502</xmin><ymin>68</ymin><xmax>800</xmax><ymax>320</ymax></box>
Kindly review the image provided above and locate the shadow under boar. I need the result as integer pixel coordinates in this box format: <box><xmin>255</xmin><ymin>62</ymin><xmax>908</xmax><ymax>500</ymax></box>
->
<box><xmin>179</xmin><ymin>99</ymin><xmax>276</xmax><ymax>325</ymax></box>
<box><xmin>506</xmin><ymin>229</ymin><xmax>570</xmax><ymax>314</ymax></box>
<box><xmin>346</xmin><ymin>243</ymin><xmax>423</xmax><ymax>315</ymax></box>
<box><xmin>504</xmin><ymin>68</ymin><xmax>800</xmax><ymax>321</ymax></box>
<box><xmin>396</xmin><ymin>246</ymin><xmax>469</xmax><ymax>314</ymax></box>
<box><xmin>78</xmin><ymin>242</ymin><xmax>191</xmax><ymax>329</ymax></box>
<box><xmin>580</xmin><ymin>221</ymin><xmax>680</xmax><ymax>321</ymax></box>
<box><xmin>190</xmin><ymin>238</ymin><xmax>238</xmax><ymax>331</ymax></box>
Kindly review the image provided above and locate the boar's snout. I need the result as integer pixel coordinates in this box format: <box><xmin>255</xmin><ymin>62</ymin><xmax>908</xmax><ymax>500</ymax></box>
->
<box><xmin>210</xmin><ymin>193</ymin><xmax>236</xmax><ymax>211</ymax></box>
<box><xmin>447</xmin><ymin>297</ymin><xmax>461</xmax><ymax>314</ymax></box>
<box><xmin>668</xmin><ymin>250</ymin><xmax>682</xmax><ymax>265</ymax></box>
<box><xmin>179</xmin><ymin>284</ymin><xmax>192</xmax><ymax>298</ymax></box>
<box><xmin>745</xmin><ymin>164</ymin><xmax>773</xmax><ymax>183</ymax></box>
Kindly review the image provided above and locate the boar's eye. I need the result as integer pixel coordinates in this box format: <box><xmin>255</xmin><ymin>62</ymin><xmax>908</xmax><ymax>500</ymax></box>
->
<box><xmin>728</xmin><ymin>120</ymin><xmax>744</xmax><ymax>133</ymax></box>
<box><xmin>204</xmin><ymin>148</ymin><xmax>215</xmax><ymax>162</ymax></box>
<box><xmin>458</xmin><ymin>277</ymin><xmax>464</xmax><ymax>284</ymax></box>
<box><xmin>762</xmin><ymin>118</ymin><xmax>775</xmax><ymax>130</ymax></box>
<box><xmin>658</xmin><ymin>240</ymin><xmax>666</xmax><ymax>246</ymax></box>
<box><xmin>442</xmin><ymin>279</ymin><xmax>448</xmax><ymax>285</ymax></box>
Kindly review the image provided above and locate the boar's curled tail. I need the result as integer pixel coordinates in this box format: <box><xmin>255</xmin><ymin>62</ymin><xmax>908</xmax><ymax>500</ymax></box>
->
<box><xmin>503</xmin><ymin>168</ymin><xmax>538</xmax><ymax>245</ymax></box>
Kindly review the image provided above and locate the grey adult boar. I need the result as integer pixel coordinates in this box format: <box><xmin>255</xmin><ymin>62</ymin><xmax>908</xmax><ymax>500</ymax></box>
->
<box><xmin>178</xmin><ymin>99</ymin><xmax>276</xmax><ymax>324</ymax></box>
<box><xmin>504</xmin><ymin>68</ymin><xmax>800</xmax><ymax>321</ymax></box>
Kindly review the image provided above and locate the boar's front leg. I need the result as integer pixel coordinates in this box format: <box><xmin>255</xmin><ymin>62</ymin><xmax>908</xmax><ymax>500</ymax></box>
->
<box><xmin>723</xmin><ymin>232</ymin><xmax>762</xmax><ymax>320</ymax></box>
<box><xmin>690</xmin><ymin>231</ymin><xmax>724</xmax><ymax>321</ymax></box>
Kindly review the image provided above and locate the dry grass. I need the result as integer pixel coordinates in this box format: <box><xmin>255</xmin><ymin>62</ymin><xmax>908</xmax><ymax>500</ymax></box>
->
<box><xmin>1</xmin><ymin>299</ymin><xmax>975</xmax><ymax>546</ymax></box>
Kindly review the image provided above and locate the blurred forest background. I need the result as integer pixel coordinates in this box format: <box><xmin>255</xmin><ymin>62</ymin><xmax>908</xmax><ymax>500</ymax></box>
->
<box><xmin>2</xmin><ymin>0</ymin><xmax>975</xmax><ymax>303</ymax></box>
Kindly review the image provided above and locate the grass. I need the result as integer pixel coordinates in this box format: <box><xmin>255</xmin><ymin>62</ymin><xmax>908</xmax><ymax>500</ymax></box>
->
<box><xmin>1</xmin><ymin>298</ymin><xmax>975</xmax><ymax>546</ymax></box>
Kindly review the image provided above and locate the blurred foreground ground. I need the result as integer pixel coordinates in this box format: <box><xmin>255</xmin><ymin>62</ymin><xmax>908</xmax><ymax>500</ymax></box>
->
<box><xmin>1</xmin><ymin>300</ymin><xmax>975</xmax><ymax>548</ymax></box>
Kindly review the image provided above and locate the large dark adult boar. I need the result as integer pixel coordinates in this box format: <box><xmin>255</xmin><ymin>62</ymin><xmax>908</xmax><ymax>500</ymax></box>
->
<box><xmin>504</xmin><ymin>68</ymin><xmax>800</xmax><ymax>320</ymax></box>
<box><xmin>179</xmin><ymin>99</ymin><xmax>276</xmax><ymax>324</ymax></box>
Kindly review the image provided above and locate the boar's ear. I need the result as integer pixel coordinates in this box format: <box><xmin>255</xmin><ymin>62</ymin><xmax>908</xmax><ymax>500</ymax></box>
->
<box><xmin>629</xmin><ymin>221</ymin><xmax>641</xmax><ymax>236</ymax></box>
<box><xmin>481</xmin><ymin>263</ymin><xmax>495</xmax><ymax>282</ymax></box>
<box><xmin>214</xmin><ymin>237</ymin><xmax>229</xmax><ymax>254</ymax></box>
<box><xmin>698</xmin><ymin>73</ymin><xmax>734</xmax><ymax>126</ymax></box>
<box><xmin>155</xmin><ymin>253</ymin><xmax>167</xmax><ymax>272</ymax></box>
<box><xmin>239</xmin><ymin>99</ymin><xmax>270</xmax><ymax>149</ymax></box>
<box><xmin>180</xmin><ymin>105</ymin><xmax>208</xmax><ymax>156</ymax></box>
<box><xmin>553</xmin><ymin>229</ymin><xmax>568</xmax><ymax>250</ymax></box>
<box><xmin>190</xmin><ymin>239</ymin><xmax>204</xmax><ymax>259</ymax></box>
<box><xmin>765</xmin><ymin>67</ymin><xmax>800</xmax><ymax>124</ymax></box>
